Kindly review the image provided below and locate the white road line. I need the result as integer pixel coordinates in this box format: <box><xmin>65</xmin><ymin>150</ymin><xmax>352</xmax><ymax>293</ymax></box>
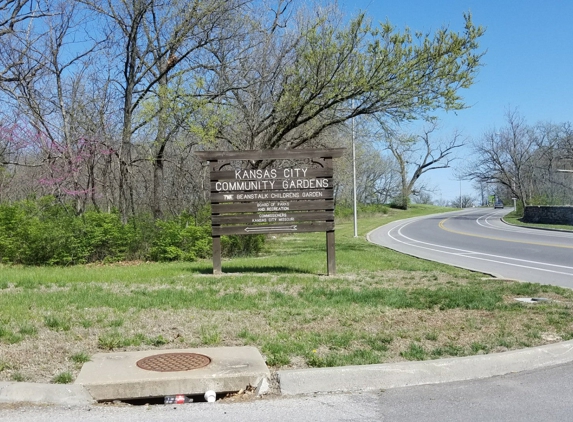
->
<box><xmin>475</xmin><ymin>212</ymin><xmax>573</xmax><ymax>238</ymax></box>
<box><xmin>381</xmin><ymin>219</ymin><xmax>573</xmax><ymax>277</ymax></box>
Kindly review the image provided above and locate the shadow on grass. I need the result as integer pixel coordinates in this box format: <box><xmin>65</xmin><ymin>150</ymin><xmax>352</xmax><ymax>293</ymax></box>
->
<box><xmin>193</xmin><ymin>264</ymin><xmax>313</xmax><ymax>275</ymax></box>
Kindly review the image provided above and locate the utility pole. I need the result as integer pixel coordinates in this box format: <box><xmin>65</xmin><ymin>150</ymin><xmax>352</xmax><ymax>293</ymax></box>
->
<box><xmin>351</xmin><ymin>100</ymin><xmax>358</xmax><ymax>237</ymax></box>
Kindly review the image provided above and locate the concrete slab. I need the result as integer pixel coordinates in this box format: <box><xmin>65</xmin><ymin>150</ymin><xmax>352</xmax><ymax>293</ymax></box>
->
<box><xmin>75</xmin><ymin>346</ymin><xmax>270</xmax><ymax>401</ymax></box>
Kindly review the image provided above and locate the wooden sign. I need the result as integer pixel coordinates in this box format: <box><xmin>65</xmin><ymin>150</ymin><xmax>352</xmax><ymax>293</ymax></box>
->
<box><xmin>195</xmin><ymin>148</ymin><xmax>345</xmax><ymax>275</ymax></box>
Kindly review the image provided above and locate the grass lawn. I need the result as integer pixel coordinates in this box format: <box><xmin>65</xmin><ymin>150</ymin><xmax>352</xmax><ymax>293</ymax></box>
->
<box><xmin>2</xmin><ymin>204</ymin><xmax>573</xmax><ymax>384</ymax></box>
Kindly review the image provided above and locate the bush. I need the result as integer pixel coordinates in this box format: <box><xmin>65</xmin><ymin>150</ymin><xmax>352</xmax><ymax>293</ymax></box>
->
<box><xmin>334</xmin><ymin>204</ymin><xmax>354</xmax><ymax>218</ymax></box>
<box><xmin>359</xmin><ymin>203</ymin><xmax>389</xmax><ymax>215</ymax></box>
<box><xmin>149</xmin><ymin>216</ymin><xmax>211</xmax><ymax>262</ymax></box>
<box><xmin>334</xmin><ymin>203</ymin><xmax>389</xmax><ymax>218</ymax></box>
<box><xmin>0</xmin><ymin>203</ymin><xmax>26</xmax><ymax>263</ymax></box>
<box><xmin>389</xmin><ymin>198</ymin><xmax>408</xmax><ymax>210</ymax></box>
<box><xmin>0</xmin><ymin>198</ymin><xmax>81</xmax><ymax>265</ymax></box>
<box><xmin>221</xmin><ymin>234</ymin><xmax>264</xmax><ymax>257</ymax></box>
<box><xmin>76</xmin><ymin>211</ymin><xmax>129</xmax><ymax>263</ymax></box>
<box><xmin>0</xmin><ymin>198</ymin><xmax>219</xmax><ymax>265</ymax></box>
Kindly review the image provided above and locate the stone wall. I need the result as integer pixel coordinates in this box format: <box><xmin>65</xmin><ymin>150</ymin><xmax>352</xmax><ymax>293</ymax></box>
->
<box><xmin>523</xmin><ymin>206</ymin><xmax>573</xmax><ymax>225</ymax></box>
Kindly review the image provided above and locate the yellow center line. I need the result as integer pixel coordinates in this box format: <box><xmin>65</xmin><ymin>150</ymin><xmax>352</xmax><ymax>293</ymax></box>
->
<box><xmin>438</xmin><ymin>217</ymin><xmax>573</xmax><ymax>250</ymax></box>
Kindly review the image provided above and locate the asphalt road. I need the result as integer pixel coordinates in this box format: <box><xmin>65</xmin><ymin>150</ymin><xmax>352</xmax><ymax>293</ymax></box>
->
<box><xmin>368</xmin><ymin>207</ymin><xmax>573</xmax><ymax>288</ymax></box>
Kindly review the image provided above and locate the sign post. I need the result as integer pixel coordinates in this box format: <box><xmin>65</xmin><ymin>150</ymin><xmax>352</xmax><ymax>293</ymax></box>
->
<box><xmin>195</xmin><ymin>149</ymin><xmax>345</xmax><ymax>275</ymax></box>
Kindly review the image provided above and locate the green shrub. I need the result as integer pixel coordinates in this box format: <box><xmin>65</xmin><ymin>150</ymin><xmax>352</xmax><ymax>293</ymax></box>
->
<box><xmin>149</xmin><ymin>216</ymin><xmax>211</xmax><ymax>262</ymax></box>
<box><xmin>359</xmin><ymin>203</ymin><xmax>389</xmax><ymax>215</ymax></box>
<box><xmin>0</xmin><ymin>198</ymin><xmax>79</xmax><ymax>265</ymax></box>
<box><xmin>77</xmin><ymin>211</ymin><xmax>128</xmax><ymax>262</ymax></box>
<box><xmin>390</xmin><ymin>196</ymin><xmax>409</xmax><ymax>210</ymax></box>
<box><xmin>334</xmin><ymin>204</ymin><xmax>354</xmax><ymax>218</ymax></box>
<box><xmin>221</xmin><ymin>234</ymin><xmax>264</xmax><ymax>257</ymax></box>
<box><xmin>0</xmin><ymin>203</ymin><xmax>25</xmax><ymax>263</ymax></box>
<box><xmin>335</xmin><ymin>203</ymin><xmax>389</xmax><ymax>218</ymax></box>
<box><xmin>0</xmin><ymin>198</ymin><xmax>131</xmax><ymax>265</ymax></box>
<box><xmin>0</xmin><ymin>198</ymin><xmax>260</xmax><ymax>265</ymax></box>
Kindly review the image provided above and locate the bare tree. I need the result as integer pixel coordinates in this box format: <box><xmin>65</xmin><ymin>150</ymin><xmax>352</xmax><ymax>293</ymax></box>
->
<box><xmin>533</xmin><ymin>122</ymin><xmax>573</xmax><ymax>205</ymax></box>
<box><xmin>411</xmin><ymin>191</ymin><xmax>434</xmax><ymax>205</ymax></box>
<box><xmin>468</xmin><ymin>110</ymin><xmax>549</xmax><ymax>208</ymax></box>
<box><xmin>334</xmin><ymin>136</ymin><xmax>399</xmax><ymax>205</ymax></box>
<box><xmin>383</xmin><ymin>124</ymin><xmax>464</xmax><ymax>209</ymax></box>
<box><xmin>5</xmin><ymin>1</ymin><xmax>112</xmax><ymax>213</ymax></box>
<box><xmin>450</xmin><ymin>194</ymin><xmax>474</xmax><ymax>208</ymax></box>
<box><xmin>0</xmin><ymin>0</ymin><xmax>49</xmax><ymax>88</ymax></box>
<box><xmin>79</xmin><ymin>0</ymin><xmax>249</xmax><ymax>220</ymax></box>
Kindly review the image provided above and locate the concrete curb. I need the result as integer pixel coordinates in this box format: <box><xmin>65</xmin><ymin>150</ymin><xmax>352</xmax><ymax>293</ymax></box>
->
<box><xmin>500</xmin><ymin>216</ymin><xmax>573</xmax><ymax>233</ymax></box>
<box><xmin>3</xmin><ymin>340</ymin><xmax>573</xmax><ymax>404</ymax></box>
<box><xmin>0</xmin><ymin>382</ymin><xmax>94</xmax><ymax>406</ymax></box>
<box><xmin>278</xmin><ymin>339</ymin><xmax>573</xmax><ymax>395</ymax></box>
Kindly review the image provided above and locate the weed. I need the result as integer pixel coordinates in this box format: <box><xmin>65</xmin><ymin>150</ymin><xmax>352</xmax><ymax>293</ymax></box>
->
<box><xmin>145</xmin><ymin>335</ymin><xmax>169</xmax><ymax>347</ymax></box>
<box><xmin>424</xmin><ymin>332</ymin><xmax>439</xmax><ymax>341</ymax></box>
<box><xmin>527</xmin><ymin>330</ymin><xmax>541</xmax><ymax>340</ymax></box>
<box><xmin>439</xmin><ymin>343</ymin><xmax>464</xmax><ymax>357</ymax></box>
<box><xmin>364</xmin><ymin>333</ymin><xmax>393</xmax><ymax>352</ymax></box>
<box><xmin>44</xmin><ymin>315</ymin><xmax>71</xmax><ymax>331</ymax></box>
<box><xmin>307</xmin><ymin>349</ymin><xmax>381</xmax><ymax>368</ymax></box>
<box><xmin>237</xmin><ymin>329</ymin><xmax>259</xmax><ymax>344</ymax></box>
<box><xmin>497</xmin><ymin>338</ymin><xmax>514</xmax><ymax>349</ymax></box>
<box><xmin>200</xmin><ymin>325</ymin><xmax>221</xmax><ymax>345</ymax></box>
<box><xmin>52</xmin><ymin>372</ymin><xmax>73</xmax><ymax>384</ymax></box>
<box><xmin>470</xmin><ymin>342</ymin><xmax>489</xmax><ymax>354</ymax></box>
<box><xmin>265</xmin><ymin>352</ymin><xmax>290</xmax><ymax>367</ymax></box>
<box><xmin>128</xmin><ymin>333</ymin><xmax>146</xmax><ymax>347</ymax></box>
<box><xmin>97</xmin><ymin>333</ymin><xmax>122</xmax><ymax>350</ymax></box>
<box><xmin>70</xmin><ymin>352</ymin><xmax>91</xmax><ymax>364</ymax></box>
<box><xmin>97</xmin><ymin>332</ymin><xmax>147</xmax><ymax>350</ymax></box>
<box><xmin>400</xmin><ymin>343</ymin><xmax>427</xmax><ymax>361</ymax></box>
<box><xmin>80</xmin><ymin>319</ymin><xmax>93</xmax><ymax>328</ymax></box>
<box><xmin>0</xmin><ymin>327</ymin><xmax>23</xmax><ymax>344</ymax></box>
<box><xmin>18</xmin><ymin>324</ymin><xmax>37</xmax><ymax>336</ymax></box>
<box><xmin>108</xmin><ymin>318</ymin><xmax>124</xmax><ymax>328</ymax></box>
<box><xmin>11</xmin><ymin>372</ymin><xmax>25</xmax><ymax>382</ymax></box>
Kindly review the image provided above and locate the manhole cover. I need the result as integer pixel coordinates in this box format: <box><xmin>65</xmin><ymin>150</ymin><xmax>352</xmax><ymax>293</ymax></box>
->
<box><xmin>136</xmin><ymin>353</ymin><xmax>211</xmax><ymax>372</ymax></box>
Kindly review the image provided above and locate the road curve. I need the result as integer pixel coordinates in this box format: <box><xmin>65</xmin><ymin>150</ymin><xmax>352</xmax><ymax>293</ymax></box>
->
<box><xmin>368</xmin><ymin>208</ymin><xmax>573</xmax><ymax>288</ymax></box>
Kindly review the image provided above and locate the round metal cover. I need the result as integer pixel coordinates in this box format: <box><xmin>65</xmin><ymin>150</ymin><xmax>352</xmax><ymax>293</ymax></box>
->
<box><xmin>136</xmin><ymin>352</ymin><xmax>211</xmax><ymax>372</ymax></box>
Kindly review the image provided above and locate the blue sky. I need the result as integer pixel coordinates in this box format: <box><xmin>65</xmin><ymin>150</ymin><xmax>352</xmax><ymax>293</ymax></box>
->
<box><xmin>340</xmin><ymin>0</ymin><xmax>573</xmax><ymax>203</ymax></box>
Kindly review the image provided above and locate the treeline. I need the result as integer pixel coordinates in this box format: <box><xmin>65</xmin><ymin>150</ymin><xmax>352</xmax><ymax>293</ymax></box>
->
<box><xmin>468</xmin><ymin>111</ymin><xmax>573</xmax><ymax>211</ymax></box>
<box><xmin>0</xmin><ymin>1</ymin><xmax>484</xmax><ymax>220</ymax></box>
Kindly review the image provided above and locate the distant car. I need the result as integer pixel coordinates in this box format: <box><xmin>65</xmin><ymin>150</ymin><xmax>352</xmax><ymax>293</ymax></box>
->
<box><xmin>494</xmin><ymin>200</ymin><xmax>504</xmax><ymax>209</ymax></box>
